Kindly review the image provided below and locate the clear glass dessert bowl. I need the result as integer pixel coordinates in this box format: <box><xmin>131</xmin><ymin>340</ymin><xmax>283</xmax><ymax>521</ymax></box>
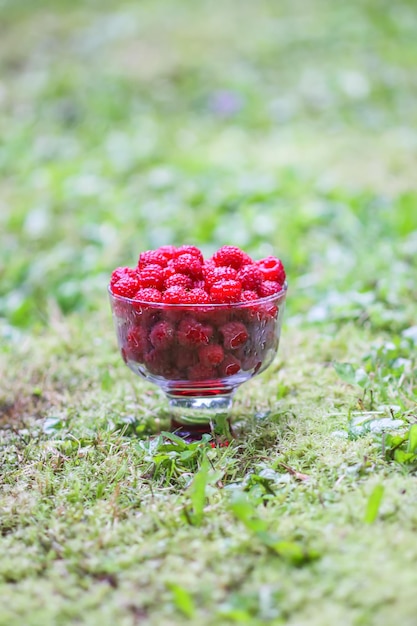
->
<box><xmin>109</xmin><ymin>284</ymin><xmax>287</xmax><ymax>440</ymax></box>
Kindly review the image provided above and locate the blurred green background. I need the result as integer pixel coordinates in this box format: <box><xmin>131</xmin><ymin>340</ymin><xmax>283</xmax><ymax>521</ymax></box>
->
<box><xmin>1</xmin><ymin>0</ymin><xmax>416</xmax><ymax>331</ymax></box>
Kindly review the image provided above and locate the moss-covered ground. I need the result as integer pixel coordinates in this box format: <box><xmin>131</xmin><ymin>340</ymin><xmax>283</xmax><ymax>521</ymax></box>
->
<box><xmin>1</xmin><ymin>1</ymin><xmax>417</xmax><ymax>624</ymax></box>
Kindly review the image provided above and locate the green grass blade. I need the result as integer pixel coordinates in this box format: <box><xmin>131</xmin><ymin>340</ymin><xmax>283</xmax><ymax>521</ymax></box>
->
<box><xmin>185</xmin><ymin>455</ymin><xmax>210</xmax><ymax>526</ymax></box>
<box><xmin>364</xmin><ymin>485</ymin><xmax>384</xmax><ymax>524</ymax></box>
<box><xmin>167</xmin><ymin>583</ymin><xmax>195</xmax><ymax>618</ymax></box>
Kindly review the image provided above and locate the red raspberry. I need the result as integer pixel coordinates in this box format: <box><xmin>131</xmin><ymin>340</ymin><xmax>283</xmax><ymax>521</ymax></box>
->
<box><xmin>219</xmin><ymin>321</ymin><xmax>249</xmax><ymax>350</ymax></box>
<box><xmin>241</xmin><ymin>290</ymin><xmax>259</xmax><ymax>302</ymax></box>
<box><xmin>203</xmin><ymin>265</ymin><xmax>237</xmax><ymax>288</ymax></box>
<box><xmin>111</xmin><ymin>275</ymin><xmax>140</xmax><ymax>298</ymax></box>
<box><xmin>201</xmin><ymin>309</ymin><xmax>229</xmax><ymax>326</ymax></box>
<box><xmin>133</xmin><ymin>288</ymin><xmax>162</xmax><ymax>303</ymax></box>
<box><xmin>138</xmin><ymin>264</ymin><xmax>164</xmax><ymax>290</ymax></box>
<box><xmin>212</xmin><ymin>246</ymin><xmax>252</xmax><ymax>270</ymax></box>
<box><xmin>177</xmin><ymin>318</ymin><xmax>213</xmax><ymax>347</ymax></box>
<box><xmin>173</xmin><ymin>254</ymin><xmax>203</xmax><ymax>279</ymax></box>
<box><xmin>110</xmin><ymin>266</ymin><xmax>137</xmax><ymax>287</ymax></box>
<box><xmin>174</xmin><ymin>347</ymin><xmax>198</xmax><ymax>371</ymax></box>
<box><xmin>145</xmin><ymin>349</ymin><xmax>178</xmax><ymax>378</ymax></box>
<box><xmin>187</xmin><ymin>288</ymin><xmax>211</xmax><ymax>304</ymax></box>
<box><xmin>174</xmin><ymin>245</ymin><xmax>204</xmax><ymax>263</ymax></box>
<box><xmin>202</xmin><ymin>259</ymin><xmax>216</xmax><ymax>272</ymax></box>
<box><xmin>127</xmin><ymin>326</ymin><xmax>147</xmax><ymax>348</ymax></box>
<box><xmin>162</xmin><ymin>262</ymin><xmax>177</xmax><ymax>282</ymax></box>
<box><xmin>156</xmin><ymin>245</ymin><xmax>177</xmax><ymax>261</ymax></box>
<box><xmin>138</xmin><ymin>250</ymin><xmax>168</xmax><ymax>269</ymax></box>
<box><xmin>256</xmin><ymin>256</ymin><xmax>286</xmax><ymax>284</ymax></box>
<box><xmin>163</xmin><ymin>286</ymin><xmax>189</xmax><ymax>304</ymax></box>
<box><xmin>187</xmin><ymin>363</ymin><xmax>218</xmax><ymax>381</ymax></box>
<box><xmin>149</xmin><ymin>320</ymin><xmax>175</xmax><ymax>349</ymax></box>
<box><xmin>210</xmin><ymin>279</ymin><xmax>242</xmax><ymax>303</ymax></box>
<box><xmin>199</xmin><ymin>344</ymin><xmax>224</xmax><ymax>367</ymax></box>
<box><xmin>257</xmin><ymin>303</ymin><xmax>279</xmax><ymax>320</ymax></box>
<box><xmin>164</xmin><ymin>273</ymin><xmax>193</xmax><ymax>290</ymax></box>
<box><xmin>125</xmin><ymin>326</ymin><xmax>149</xmax><ymax>360</ymax></box>
<box><xmin>192</xmin><ymin>279</ymin><xmax>206</xmax><ymax>290</ymax></box>
<box><xmin>241</xmin><ymin>251</ymin><xmax>253</xmax><ymax>265</ymax></box>
<box><xmin>219</xmin><ymin>355</ymin><xmax>241</xmax><ymax>377</ymax></box>
<box><xmin>258</xmin><ymin>281</ymin><xmax>282</xmax><ymax>297</ymax></box>
<box><xmin>237</xmin><ymin>265</ymin><xmax>263</xmax><ymax>291</ymax></box>
<box><xmin>122</xmin><ymin>326</ymin><xmax>149</xmax><ymax>363</ymax></box>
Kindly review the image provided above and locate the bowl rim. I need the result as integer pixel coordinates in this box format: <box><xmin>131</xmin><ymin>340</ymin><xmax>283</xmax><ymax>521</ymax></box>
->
<box><xmin>108</xmin><ymin>281</ymin><xmax>287</xmax><ymax>309</ymax></box>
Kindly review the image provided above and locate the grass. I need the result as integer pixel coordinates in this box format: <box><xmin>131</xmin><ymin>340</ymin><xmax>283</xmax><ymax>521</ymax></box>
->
<box><xmin>1</xmin><ymin>0</ymin><xmax>417</xmax><ymax>624</ymax></box>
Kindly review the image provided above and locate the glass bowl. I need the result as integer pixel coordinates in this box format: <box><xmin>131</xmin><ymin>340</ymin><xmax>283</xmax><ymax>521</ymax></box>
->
<box><xmin>109</xmin><ymin>285</ymin><xmax>287</xmax><ymax>440</ymax></box>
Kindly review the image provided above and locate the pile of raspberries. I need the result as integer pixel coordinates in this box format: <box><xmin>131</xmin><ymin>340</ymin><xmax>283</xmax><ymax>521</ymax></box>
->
<box><xmin>110</xmin><ymin>244</ymin><xmax>285</xmax><ymax>304</ymax></box>
<box><xmin>110</xmin><ymin>245</ymin><xmax>286</xmax><ymax>381</ymax></box>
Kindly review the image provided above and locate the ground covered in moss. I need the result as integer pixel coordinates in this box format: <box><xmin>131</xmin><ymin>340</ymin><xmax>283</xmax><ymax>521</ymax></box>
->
<box><xmin>1</xmin><ymin>1</ymin><xmax>417</xmax><ymax>624</ymax></box>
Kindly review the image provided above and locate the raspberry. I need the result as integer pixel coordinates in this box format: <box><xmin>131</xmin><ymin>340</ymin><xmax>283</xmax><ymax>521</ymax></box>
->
<box><xmin>187</xmin><ymin>363</ymin><xmax>218</xmax><ymax>381</ymax></box>
<box><xmin>192</xmin><ymin>279</ymin><xmax>206</xmax><ymax>290</ymax></box>
<box><xmin>241</xmin><ymin>251</ymin><xmax>253</xmax><ymax>265</ymax></box>
<box><xmin>138</xmin><ymin>250</ymin><xmax>168</xmax><ymax>269</ymax></box>
<box><xmin>219</xmin><ymin>321</ymin><xmax>249</xmax><ymax>350</ymax></box>
<box><xmin>257</xmin><ymin>303</ymin><xmax>279</xmax><ymax>320</ymax></box>
<box><xmin>111</xmin><ymin>275</ymin><xmax>140</xmax><ymax>298</ymax></box>
<box><xmin>125</xmin><ymin>326</ymin><xmax>149</xmax><ymax>360</ymax></box>
<box><xmin>204</xmin><ymin>309</ymin><xmax>229</xmax><ymax>326</ymax></box>
<box><xmin>163</xmin><ymin>286</ymin><xmax>189</xmax><ymax>304</ymax></box>
<box><xmin>219</xmin><ymin>355</ymin><xmax>241</xmax><ymax>376</ymax></box>
<box><xmin>162</xmin><ymin>262</ymin><xmax>177</xmax><ymax>282</ymax></box>
<box><xmin>258</xmin><ymin>281</ymin><xmax>282</xmax><ymax>297</ymax></box>
<box><xmin>237</xmin><ymin>265</ymin><xmax>263</xmax><ymax>291</ymax></box>
<box><xmin>145</xmin><ymin>349</ymin><xmax>178</xmax><ymax>378</ymax></box>
<box><xmin>212</xmin><ymin>246</ymin><xmax>252</xmax><ymax>270</ymax></box>
<box><xmin>127</xmin><ymin>326</ymin><xmax>147</xmax><ymax>348</ymax></box>
<box><xmin>138</xmin><ymin>264</ymin><xmax>164</xmax><ymax>290</ymax></box>
<box><xmin>199</xmin><ymin>344</ymin><xmax>224</xmax><ymax>367</ymax></box>
<box><xmin>210</xmin><ymin>279</ymin><xmax>242</xmax><ymax>303</ymax></box>
<box><xmin>133</xmin><ymin>288</ymin><xmax>162</xmax><ymax>303</ymax></box>
<box><xmin>174</xmin><ymin>347</ymin><xmax>198</xmax><ymax>371</ymax></box>
<box><xmin>177</xmin><ymin>318</ymin><xmax>213</xmax><ymax>347</ymax></box>
<box><xmin>156</xmin><ymin>245</ymin><xmax>177</xmax><ymax>261</ymax></box>
<box><xmin>256</xmin><ymin>256</ymin><xmax>286</xmax><ymax>284</ymax></box>
<box><xmin>239</xmin><ymin>289</ymin><xmax>261</xmax><ymax>323</ymax></box>
<box><xmin>164</xmin><ymin>273</ymin><xmax>193</xmax><ymax>290</ymax></box>
<box><xmin>202</xmin><ymin>259</ymin><xmax>216</xmax><ymax>273</ymax></box>
<box><xmin>187</xmin><ymin>288</ymin><xmax>211</xmax><ymax>304</ymax></box>
<box><xmin>173</xmin><ymin>254</ymin><xmax>203</xmax><ymax>279</ymax></box>
<box><xmin>174</xmin><ymin>245</ymin><xmax>204</xmax><ymax>263</ymax></box>
<box><xmin>203</xmin><ymin>265</ymin><xmax>237</xmax><ymax>288</ymax></box>
<box><xmin>149</xmin><ymin>320</ymin><xmax>175</xmax><ymax>349</ymax></box>
<box><xmin>110</xmin><ymin>266</ymin><xmax>137</xmax><ymax>287</ymax></box>
<box><xmin>241</xmin><ymin>290</ymin><xmax>259</xmax><ymax>302</ymax></box>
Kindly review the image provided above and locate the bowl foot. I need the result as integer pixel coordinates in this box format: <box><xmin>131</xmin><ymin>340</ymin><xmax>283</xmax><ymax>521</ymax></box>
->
<box><xmin>167</xmin><ymin>394</ymin><xmax>234</xmax><ymax>441</ymax></box>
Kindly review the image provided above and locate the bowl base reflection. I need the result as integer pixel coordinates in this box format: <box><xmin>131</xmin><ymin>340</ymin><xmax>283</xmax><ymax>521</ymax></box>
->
<box><xmin>167</xmin><ymin>393</ymin><xmax>234</xmax><ymax>441</ymax></box>
<box><xmin>170</xmin><ymin>418</ymin><xmax>234</xmax><ymax>442</ymax></box>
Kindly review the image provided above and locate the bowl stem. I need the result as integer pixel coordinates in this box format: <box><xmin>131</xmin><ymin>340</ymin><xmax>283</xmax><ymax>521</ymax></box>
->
<box><xmin>167</xmin><ymin>393</ymin><xmax>234</xmax><ymax>441</ymax></box>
